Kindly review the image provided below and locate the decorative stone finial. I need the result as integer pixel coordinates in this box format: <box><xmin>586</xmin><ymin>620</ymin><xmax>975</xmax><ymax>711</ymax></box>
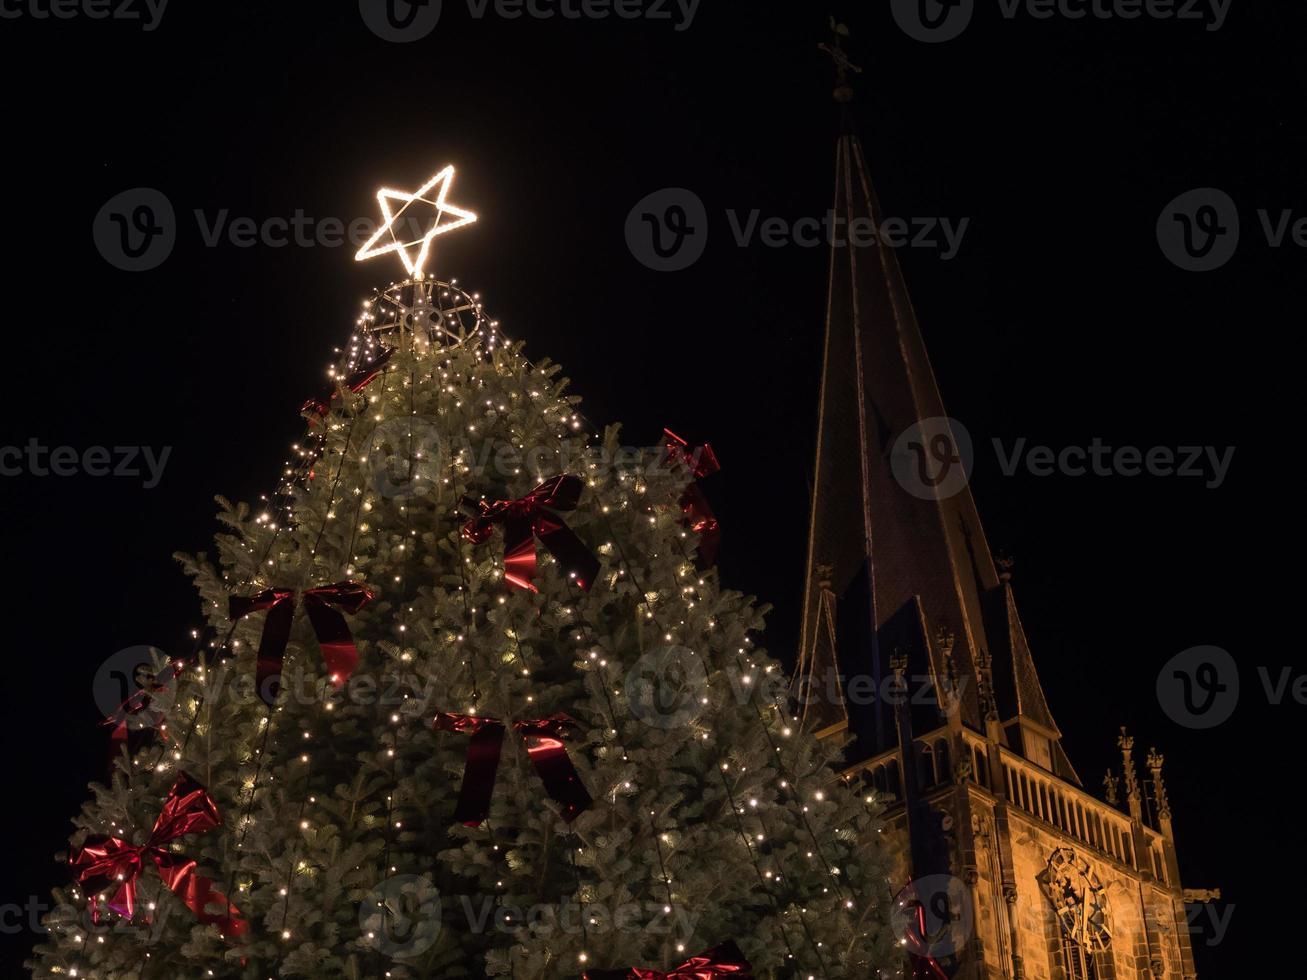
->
<box><xmin>936</xmin><ymin>626</ymin><xmax>955</xmax><ymax>659</ymax></box>
<box><xmin>974</xmin><ymin>646</ymin><xmax>999</xmax><ymax>723</ymax></box>
<box><xmin>1103</xmin><ymin>769</ymin><xmax>1120</xmax><ymax>806</ymax></box>
<box><xmin>889</xmin><ymin>646</ymin><xmax>908</xmax><ymax>678</ymax></box>
<box><xmin>1146</xmin><ymin>747</ymin><xmax>1171</xmax><ymax>822</ymax></box>
<box><xmin>1117</xmin><ymin>727</ymin><xmax>1140</xmax><ymax>802</ymax></box>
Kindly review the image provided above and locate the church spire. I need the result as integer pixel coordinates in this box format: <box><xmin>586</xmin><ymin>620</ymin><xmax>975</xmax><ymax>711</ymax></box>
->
<box><xmin>797</xmin><ymin>29</ymin><xmax>1077</xmax><ymax>783</ymax></box>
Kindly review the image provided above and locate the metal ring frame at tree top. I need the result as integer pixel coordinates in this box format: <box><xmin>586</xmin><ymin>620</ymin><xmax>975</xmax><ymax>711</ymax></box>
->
<box><xmin>361</xmin><ymin>277</ymin><xmax>502</xmax><ymax>354</ymax></box>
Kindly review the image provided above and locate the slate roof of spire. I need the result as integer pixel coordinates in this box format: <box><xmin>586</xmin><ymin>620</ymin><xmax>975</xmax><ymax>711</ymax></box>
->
<box><xmin>796</xmin><ymin>130</ymin><xmax>1079</xmax><ymax>785</ymax></box>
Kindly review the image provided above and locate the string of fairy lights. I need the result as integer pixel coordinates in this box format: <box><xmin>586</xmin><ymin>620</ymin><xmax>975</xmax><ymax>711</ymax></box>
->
<box><xmin>271</xmin><ymin>280</ymin><xmax>506</xmax><ymax>969</ymax></box>
<box><xmin>660</xmin><ymin>530</ymin><xmax>878</xmax><ymax>923</ymax></box>
<box><xmin>593</xmin><ymin>510</ymin><xmax>835</xmax><ymax>977</ymax></box>
<box><xmin>276</xmin><ymin>367</ymin><xmax>396</xmax><ymax>968</ymax></box>
<box><xmin>451</xmin><ymin>536</ymin><xmax>522</xmax><ymax>978</ymax></box>
<box><xmin>347</xmin><ymin>303</ymin><xmax>874</xmax><ymax>975</ymax></box>
<box><xmin>329</xmin><ymin>300</ymin><xmax>869</xmax><ymax>975</ymax></box>
<box><xmin>68</xmin><ymin>442</ymin><xmax>336</xmax><ymax>974</ymax></box>
<box><xmin>72</xmin><ymin>170</ymin><xmax>501</xmax><ymax>974</ymax></box>
<box><xmin>64</xmin><ymin>167</ymin><xmax>893</xmax><ymax>979</ymax></box>
<box><xmin>63</xmin><ymin>285</ymin><xmax>429</xmax><ymax>979</ymax></box>
<box><xmin>435</xmin><ymin>336</ymin><xmax>592</xmax><ymax>974</ymax></box>
<box><xmin>368</xmin><ymin>349</ymin><xmax>418</xmax><ymax>979</ymax></box>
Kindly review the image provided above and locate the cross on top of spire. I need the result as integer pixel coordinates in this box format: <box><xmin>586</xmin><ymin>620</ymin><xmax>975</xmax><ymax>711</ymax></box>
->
<box><xmin>818</xmin><ymin>18</ymin><xmax>862</xmax><ymax>103</ymax></box>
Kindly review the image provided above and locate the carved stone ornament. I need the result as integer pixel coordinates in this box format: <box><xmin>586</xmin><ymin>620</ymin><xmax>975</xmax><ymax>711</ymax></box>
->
<box><xmin>1038</xmin><ymin>847</ymin><xmax>1111</xmax><ymax>953</ymax></box>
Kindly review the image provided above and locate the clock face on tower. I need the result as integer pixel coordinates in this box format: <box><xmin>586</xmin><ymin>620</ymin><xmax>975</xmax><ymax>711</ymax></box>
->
<box><xmin>1040</xmin><ymin>848</ymin><xmax>1112</xmax><ymax>953</ymax></box>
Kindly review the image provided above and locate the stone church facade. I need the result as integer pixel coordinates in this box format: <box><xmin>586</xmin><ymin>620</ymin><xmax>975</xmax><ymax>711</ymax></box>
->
<box><xmin>792</xmin><ymin>55</ymin><xmax>1202</xmax><ymax>979</ymax></box>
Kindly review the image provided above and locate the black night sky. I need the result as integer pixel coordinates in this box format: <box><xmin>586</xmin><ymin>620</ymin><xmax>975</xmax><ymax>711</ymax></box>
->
<box><xmin>0</xmin><ymin>1</ymin><xmax>1291</xmax><ymax>974</ymax></box>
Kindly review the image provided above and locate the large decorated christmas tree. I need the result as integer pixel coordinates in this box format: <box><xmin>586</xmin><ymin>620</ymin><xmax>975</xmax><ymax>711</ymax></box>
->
<box><xmin>31</xmin><ymin>167</ymin><xmax>900</xmax><ymax>978</ymax></box>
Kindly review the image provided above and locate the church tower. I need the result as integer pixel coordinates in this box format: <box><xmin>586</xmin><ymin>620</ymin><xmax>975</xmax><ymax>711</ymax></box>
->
<box><xmin>796</xmin><ymin>28</ymin><xmax>1201</xmax><ymax>980</ymax></box>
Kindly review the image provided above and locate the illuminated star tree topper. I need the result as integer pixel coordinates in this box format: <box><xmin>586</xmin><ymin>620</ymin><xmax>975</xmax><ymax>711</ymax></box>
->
<box><xmin>354</xmin><ymin>165</ymin><xmax>477</xmax><ymax>280</ymax></box>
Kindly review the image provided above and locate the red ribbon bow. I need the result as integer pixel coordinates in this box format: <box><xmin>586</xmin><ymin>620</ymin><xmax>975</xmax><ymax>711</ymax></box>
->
<box><xmin>70</xmin><ymin>773</ymin><xmax>247</xmax><ymax>938</ymax></box>
<box><xmin>301</xmin><ymin>346</ymin><xmax>395</xmax><ymax>420</ymax></box>
<box><xmin>460</xmin><ymin>474</ymin><xmax>600</xmax><ymax>592</ymax></box>
<box><xmin>663</xmin><ymin>429</ymin><xmax>722</xmax><ymax>569</ymax></box>
<box><xmin>433</xmin><ymin>712</ymin><xmax>593</xmax><ymax>827</ymax></box>
<box><xmin>102</xmin><ymin>661</ymin><xmax>184</xmax><ymax>766</ymax></box>
<box><xmin>904</xmin><ymin>897</ymin><xmax>950</xmax><ymax>979</ymax></box>
<box><xmin>582</xmin><ymin>941</ymin><xmax>753</xmax><ymax>979</ymax></box>
<box><xmin>229</xmin><ymin>581</ymin><xmax>373</xmax><ymax>705</ymax></box>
